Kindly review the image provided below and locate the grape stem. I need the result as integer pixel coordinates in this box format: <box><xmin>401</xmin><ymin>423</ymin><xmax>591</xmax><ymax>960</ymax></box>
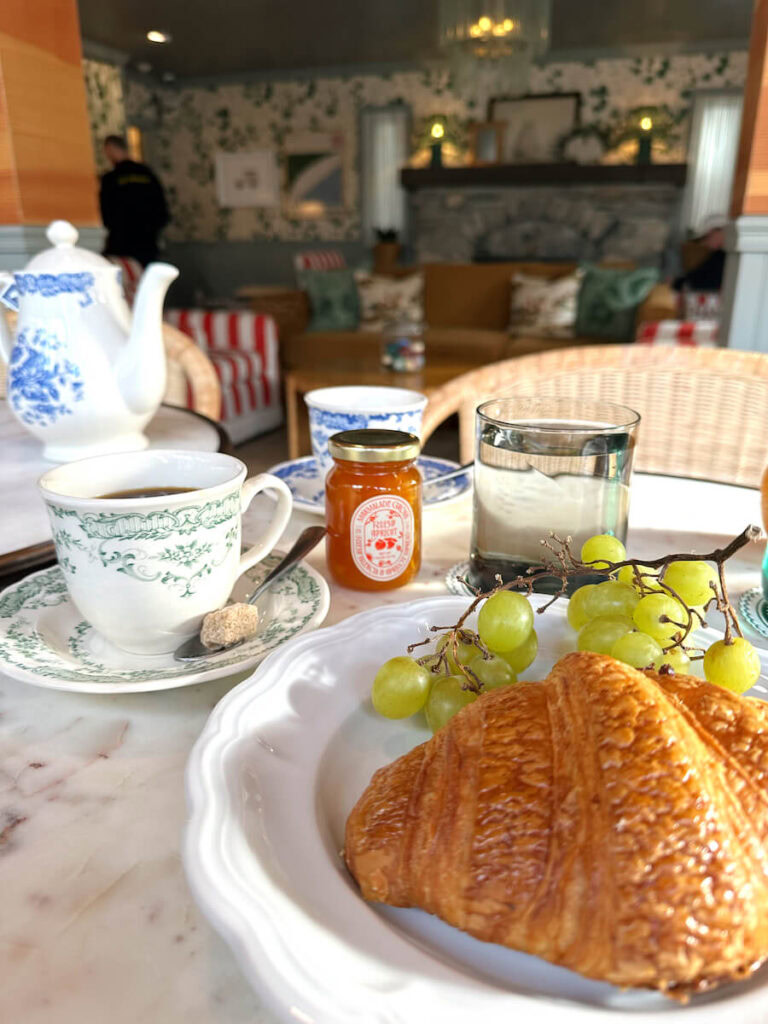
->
<box><xmin>414</xmin><ymin>525</ymin><xmax>761</xmax><ymax>691</ymax></box>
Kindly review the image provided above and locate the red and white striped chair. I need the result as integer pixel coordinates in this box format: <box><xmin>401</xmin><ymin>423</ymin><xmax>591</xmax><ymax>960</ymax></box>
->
<box><xmin>636</xmin><ymin>319</ymin><xmax>719</xmax><ymax>348</ymax></box>
<box><xmin>293</xmin><ymin>249</ymin><xmax>346</xmax><ymax>273</ymax></box>
<box><xmin>165</xmin><ymin>309</ymin><xmax>283</xmax><ymax>444</ymax></box>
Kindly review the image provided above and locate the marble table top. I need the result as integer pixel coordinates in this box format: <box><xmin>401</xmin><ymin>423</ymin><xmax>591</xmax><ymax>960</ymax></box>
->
<box><xmin>0</xmin><ymin>403</ymin><xmax>223</xmax><ymax>558</ymax></box>
<box><xmin>0</xmin><ymin>474</ymin><xmax>764</xmax><ymax>1024</ymax></box>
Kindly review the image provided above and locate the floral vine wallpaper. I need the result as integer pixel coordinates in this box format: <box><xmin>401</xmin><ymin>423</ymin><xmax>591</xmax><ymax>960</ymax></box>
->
<box><xmin>83</xmin><ymin>60</ymin><xmax>127</xmax><ymax>173</ymax></box>
<box><xmin>83</xmin><ymin>52</ymin><xmax>747</xmax><ymax>244</ymax></box>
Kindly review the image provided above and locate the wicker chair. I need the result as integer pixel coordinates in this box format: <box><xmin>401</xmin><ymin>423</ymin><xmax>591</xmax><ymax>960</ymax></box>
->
<box><xmin>162</xmin><ymin>323</ymin><xmax>221</xmax><ymax>420</ymax></box>
<box><xmin>421</xmin><ymin>345</ymin><xmax>768</xmax><ymax>488</ymax></box>
<box><xmin>0</xmin><ymin>314</ymin><xmax>221</xmax><ymax>421</ymax></box>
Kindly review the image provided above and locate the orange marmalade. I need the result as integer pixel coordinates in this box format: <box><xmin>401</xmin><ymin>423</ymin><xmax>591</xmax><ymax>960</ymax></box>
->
<box><xmin>325</xmin><ymin>429</ymin><xmax>422</xmax><ymax>591</ymax></box>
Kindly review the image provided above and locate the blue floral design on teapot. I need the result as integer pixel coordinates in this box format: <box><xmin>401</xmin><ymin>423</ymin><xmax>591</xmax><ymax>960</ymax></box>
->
<box><xmin>9</xmin><ymin>327</ymin><xmax>85</xmax><ymax>426</ymax></box>
<box><xmin>0</xmin><ymin>220</ymin><xmax>178</xmax><ymax>463</ymax></box>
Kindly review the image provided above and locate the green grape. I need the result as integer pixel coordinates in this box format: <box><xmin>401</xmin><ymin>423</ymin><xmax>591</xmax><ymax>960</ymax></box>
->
<box><xmin>580</xmin><ymin>534</ymin><xmax>626</xmax><ymax>570</ymax></box>
<box><xmin>577</xmin><ymin>616</ymin><xmax>634</xmax><ymax>655</ymax></box>
<box><xmin>371</xmin><ymin>657</ymin><xmax>431</xmax><ymax>718</ymax></box>
<box><xmin>435</xmin><ymin>631</ymin><xmax>477</xmax><ymax>673</ymax></box>
<box><xmin>498</xmin><ymin>629</ymin><xmax>538</xmax><ymax>674</ymax></box>
<box><xmin>654</xmin><ymin>647</ymin><xmax>692</xmax><ymax>675</ymax></box>
<box><xmin>703</xmin><ymin>638</ymin><xmax>761</xmax><ymax>694</ymax></box>
<box><xmin>567</xmin><ymin>585</ymin><xmax>597</xmax><ymax>630</ymax></box>
<box><xmin>467</xmin><ymin>653</ymin><xmax>516</xmax><ymax>691</ymax></box>
<box><xmin>584</xmin><ymin>580</ymin><xmax>640</xmax><ymax>620</ymax></box>
<box><xmin>425</xmin><ymin>675</ymin><xmax>477</xmax><ymax>732</ymax></box>
<box><xmin>632</xmin><ymin>593</ymin><xmax>688</xmax><ymax>642</ymax></box>
<box><xmin>611</xmin><ymin>631</ymin><xmax>663</xmax><ymax>669</ymax></box>
<box><xmin>663</xmin><ymin>561</ymin><xmax>718</xmax><ymax>607</ymax></box>
<box><xmin>477</xmin><ymin>591</ymin><xmax>533</xmax><ymax>652</ymax></box>
<box><xmin>617</xmin><ymin>564</ymin><xmax>661</xmax><ymax>591</ymax></box>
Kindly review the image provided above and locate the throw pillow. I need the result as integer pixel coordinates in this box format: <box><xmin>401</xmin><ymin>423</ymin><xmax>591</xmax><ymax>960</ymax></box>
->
<box><xmin>508</xmin><ymin>270</ymin><xmax>583</xmax><ymax>338</ymax></box>
<box><xmin>298</xmin><ymin>269</ymin><xmax>360</xmax><ymax>332</ymax></box>
<box><xmin>354</xmin><ymin>271</ymin><xmax>424</xmax><ymax>332</ymax></box>
<box><xmin>575</xmin><ymin>265</ymin><xmax>660</xmax><ymax>342</ymax></box>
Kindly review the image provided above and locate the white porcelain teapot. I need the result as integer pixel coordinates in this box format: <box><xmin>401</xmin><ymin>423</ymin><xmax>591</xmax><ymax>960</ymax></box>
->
<box><xmin>0</xmin><ymin>221</ymin><xmax>179</xmax><ymax>462</ymax></box>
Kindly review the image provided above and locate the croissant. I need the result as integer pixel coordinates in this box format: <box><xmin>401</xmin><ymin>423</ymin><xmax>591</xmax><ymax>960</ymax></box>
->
<box><xmin>345</xmin><ymin>651</ymin><xmax>768</xmax><ymax>997</ymax></box>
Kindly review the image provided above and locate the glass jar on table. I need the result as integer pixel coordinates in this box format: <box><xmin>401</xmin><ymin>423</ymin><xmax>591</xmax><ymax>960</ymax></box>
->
<box><xmin>380</xmin><ymin>319</ymin><xmax>425</xmax><ymax>373</ymax></box>
<box><xmin>325</xmin><ymin>429</ymin><xmax>422</xmax><ymax>590</ymax></box>
<box><xmin>469</xmin><ymin>397</ymin><xmax>640</xmax><ymax>592</ymax></box>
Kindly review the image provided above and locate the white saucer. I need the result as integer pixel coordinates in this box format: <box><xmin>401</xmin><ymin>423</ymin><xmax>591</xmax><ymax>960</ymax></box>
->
<box><xmin>0</xmin><ymin>553</ymin><xmax>330</xmax><ymax>694</ymax></box>
<box><xmin>268</xmin><ymin>455</ymin><xmax>472</xmax><ymax>515</ymax></box>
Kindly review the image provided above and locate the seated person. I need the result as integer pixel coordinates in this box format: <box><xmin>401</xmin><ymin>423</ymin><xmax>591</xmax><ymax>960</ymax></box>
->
<box><xmin>673</xmin><ymin>215</ymin><xmax>726</xmax><ymax>293</ymax></box>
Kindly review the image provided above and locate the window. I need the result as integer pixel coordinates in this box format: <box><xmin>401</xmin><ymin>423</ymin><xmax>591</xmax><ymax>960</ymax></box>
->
<box><xmin>360</xmin><ymin>106</ymin><xmax>410</xmax><ymax>244</ymax></box>
<box><xmin>682</xmin><ymin>90</ymin><xmax>743</xmax><ymax>233</ymax></box>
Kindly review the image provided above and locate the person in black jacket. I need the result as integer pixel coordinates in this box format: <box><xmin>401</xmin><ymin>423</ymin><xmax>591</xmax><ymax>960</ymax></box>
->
<box><xmin>100</xmin><ymin>135</ymin><xmax>170</xmax><ymax>266</ymax></box>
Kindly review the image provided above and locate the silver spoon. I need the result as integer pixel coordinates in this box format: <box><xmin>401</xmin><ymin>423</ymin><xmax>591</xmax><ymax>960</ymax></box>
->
<box><xmin>423</xmin><ymin>460</ymin><xmax>473</xmax><ymax>486</ymax></box>
<box><xmin>173</xmin><ymin>525</ymin><xmax>327</xmax><ymax>662</ymax></box>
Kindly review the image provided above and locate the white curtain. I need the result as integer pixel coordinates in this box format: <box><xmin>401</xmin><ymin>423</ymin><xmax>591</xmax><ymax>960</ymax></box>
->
<box><xmin>360</xmin><ymin>106</ymin><xmax>409</xmax><ymax>243</ymax></box>
<box><xmin>682</xmin><ymin>91</ymin><xmax>743</xmax><ymax>234</ymax></box>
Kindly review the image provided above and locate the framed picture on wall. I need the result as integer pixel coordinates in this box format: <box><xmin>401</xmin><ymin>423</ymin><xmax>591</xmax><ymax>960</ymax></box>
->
<box><xmin>469</xmin><ymin>122</ymin><xmax>505</xmax><ymax>165</ymax></box>
<box><xmin>215</xmin><ymin>149</ymin><xmax>280</xmax><ymax>207</ymax></box>
<box><xmin>488</xmin><ymin>93</ymin><xmax>581</xmax><ymax>164</ymax></box>
<box><xmin>284</xmin><ymin>132</ymin><xmax>348</xmax><ymax>218</ymax></box>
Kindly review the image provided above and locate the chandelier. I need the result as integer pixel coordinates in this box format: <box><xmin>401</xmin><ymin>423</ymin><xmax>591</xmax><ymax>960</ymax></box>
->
<box><xmin>438</xmin><ymin>0</ymin><xmax>551</xmax><ymax>95</ymax></box>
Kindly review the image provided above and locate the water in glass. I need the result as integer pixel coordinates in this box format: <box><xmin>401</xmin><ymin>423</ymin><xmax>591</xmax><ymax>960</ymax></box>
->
<box><xmin>469</xmin><ymin>398</ymin><xmax>640</xmax><ymax>592</ymax></box>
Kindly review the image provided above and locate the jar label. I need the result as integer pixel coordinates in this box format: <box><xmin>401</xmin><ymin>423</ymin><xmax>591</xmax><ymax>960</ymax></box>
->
<box><xmin>350</xmin><ymin>495</ymin><xmax>414</xmax><ymax>581</ymax></box>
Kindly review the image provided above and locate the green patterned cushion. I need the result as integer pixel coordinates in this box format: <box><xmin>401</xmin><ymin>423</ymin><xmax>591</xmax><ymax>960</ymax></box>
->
<box><xmin>298</xmin><ymin>269</ymin><xmax>360</xmax><ymax>331</ymax></box>
<box><xmin>575</xmin><ymin>265</ymin><xmax>660</xmax><ymax>342</ymax></box>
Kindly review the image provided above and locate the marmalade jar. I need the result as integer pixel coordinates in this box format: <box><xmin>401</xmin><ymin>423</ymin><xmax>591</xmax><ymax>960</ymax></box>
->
<box><xmin>325</xmin><ymin>429</ymin><xmax>422</xmax><ymax>590</ymax></box>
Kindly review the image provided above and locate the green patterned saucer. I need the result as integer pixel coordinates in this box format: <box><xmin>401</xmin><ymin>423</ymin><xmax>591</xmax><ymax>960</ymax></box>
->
<box><xmin>0</xmin><ymin>553</ymin><xmax>330</xmax><ymax>694</ymax></box>
<box><xmin>739</xmin><ymin>588</ymin><xmax>768</xmax><ymax>640</ymax></box>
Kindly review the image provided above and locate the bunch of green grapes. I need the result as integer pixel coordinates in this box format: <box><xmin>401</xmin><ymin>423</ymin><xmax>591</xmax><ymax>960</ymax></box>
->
<box><xmin>371</xmin><ymin>591</ymin><xmax>538</xmax><ymax>733</ymax></box>
<box><xmin>575</xmin><ymin>534</ymin><xmax>760</xmax><ymax>695</ymax></box>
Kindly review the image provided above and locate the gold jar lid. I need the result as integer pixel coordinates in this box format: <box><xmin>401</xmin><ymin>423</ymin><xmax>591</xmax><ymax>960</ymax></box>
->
<box><xmin>327</xmin><ymin>429</ymin><xmax>420</xmax><ymax>463</ymax></box>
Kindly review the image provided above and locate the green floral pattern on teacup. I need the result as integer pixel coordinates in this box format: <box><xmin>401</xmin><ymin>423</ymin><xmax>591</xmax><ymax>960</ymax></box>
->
<box><xmin>46</xmin><ymin>494</ymin><xmax>241</xmax><ymax>598</ymax></box>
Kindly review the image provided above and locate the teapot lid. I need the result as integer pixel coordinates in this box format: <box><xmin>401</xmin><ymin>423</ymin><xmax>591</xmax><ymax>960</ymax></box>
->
<box><xmin>23</xmin><ymin>221</ymin><xmax>113</xmax><ymax>274</ymax></box>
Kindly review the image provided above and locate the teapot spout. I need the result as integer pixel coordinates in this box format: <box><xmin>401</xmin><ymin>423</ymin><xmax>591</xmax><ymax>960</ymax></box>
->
<box><xmin>118</xmin><ymin>262</ymin><xmax>179</xmax><ymax>416</ymax></box>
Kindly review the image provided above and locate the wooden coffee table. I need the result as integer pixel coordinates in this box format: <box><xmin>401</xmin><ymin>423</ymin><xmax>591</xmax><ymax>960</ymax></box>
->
<box><xmin>284</xmin><ymin>363</ymin><xmax>473</xmax><ymax>459</ymax></box>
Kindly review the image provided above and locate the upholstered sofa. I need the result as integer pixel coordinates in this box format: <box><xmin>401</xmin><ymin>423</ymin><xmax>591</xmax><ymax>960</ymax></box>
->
<box><xmin>270</xmin><ymin>262</ymin><xmax>678</xmax><ymax>373</ymax></box>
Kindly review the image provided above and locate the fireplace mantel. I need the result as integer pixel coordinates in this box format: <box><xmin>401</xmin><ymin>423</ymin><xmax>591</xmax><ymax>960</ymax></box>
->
<box><xmin>400</xmin><ymin>163</ymin><xmax>687</xmax><ymax>190</ymax></box>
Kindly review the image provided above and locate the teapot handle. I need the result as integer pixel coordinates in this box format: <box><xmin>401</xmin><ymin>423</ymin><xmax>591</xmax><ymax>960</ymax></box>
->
<box><xmin>0</xmin><ymin>272</ymin><xmax>16</xmax><ymax>365</ymax></box>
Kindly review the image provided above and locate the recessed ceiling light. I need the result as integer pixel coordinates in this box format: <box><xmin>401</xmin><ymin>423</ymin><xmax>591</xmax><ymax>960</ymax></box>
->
<box><xmin>146</xmin><ymin>30</ymin><xmax>171</xmax><ymax>43</ymax></box>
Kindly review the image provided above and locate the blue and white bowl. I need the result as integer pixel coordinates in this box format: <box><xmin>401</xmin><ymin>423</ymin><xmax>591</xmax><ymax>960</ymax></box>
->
<box><xmin>304</xmin><ymin>386</ymin><xmax>428</xmax><ymax>479</ymax></box>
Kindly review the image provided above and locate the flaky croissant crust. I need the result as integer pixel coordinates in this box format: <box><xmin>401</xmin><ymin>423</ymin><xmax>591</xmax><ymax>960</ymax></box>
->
<box><xmin>345</xmin><ymin>652</ymin><xmax>768</xmax><ymax>996</ymax></box>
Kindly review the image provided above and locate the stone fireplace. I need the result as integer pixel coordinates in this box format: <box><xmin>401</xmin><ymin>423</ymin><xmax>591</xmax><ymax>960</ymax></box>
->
<box><xmin>404</xmin><ymin>169</ymin><xmax>686</xmax><ymax>269</ymax></box>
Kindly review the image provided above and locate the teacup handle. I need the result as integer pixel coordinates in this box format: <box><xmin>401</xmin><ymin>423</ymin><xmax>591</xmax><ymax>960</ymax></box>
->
<box><xmin>238</xmin><ymin>473</ymin><xmax>293</xmax><ymax>574</ymax></box>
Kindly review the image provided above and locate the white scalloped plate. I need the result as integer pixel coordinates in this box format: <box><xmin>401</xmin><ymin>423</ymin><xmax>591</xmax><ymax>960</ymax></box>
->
<box><xmin>184</xmin><ymin>596</ymin><xmax>768</xmax><ymax>1024</ymax></box>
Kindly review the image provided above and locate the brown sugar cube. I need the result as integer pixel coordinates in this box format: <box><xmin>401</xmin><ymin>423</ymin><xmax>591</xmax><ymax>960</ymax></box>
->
<box><xmin>200</xmin><ymin>603</ymin><xmax>260</xmax><ymax>649</ymax></box>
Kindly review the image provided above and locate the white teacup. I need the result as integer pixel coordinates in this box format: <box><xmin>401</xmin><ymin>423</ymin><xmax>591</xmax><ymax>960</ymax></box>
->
<box><xmin>304</xmin><ymin>386</ymin><xmax>427</xmax><ymax>478</ymax></box>
<box><xmin>38</xmin><ymin>449</ymin><xmax>293</xmax><ymax>655</ymax></box>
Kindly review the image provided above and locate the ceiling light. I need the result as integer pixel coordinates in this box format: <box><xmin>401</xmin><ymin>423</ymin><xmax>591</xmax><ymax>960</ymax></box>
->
<box><xmin>147</xmin><ymin>30</ymin><xmax>171</xmax><ymax>44</ymax></box>
<box><xmin>136</xmin><ymin>61</ymin><xmax>153</xmax><ymax>73</ymax></box>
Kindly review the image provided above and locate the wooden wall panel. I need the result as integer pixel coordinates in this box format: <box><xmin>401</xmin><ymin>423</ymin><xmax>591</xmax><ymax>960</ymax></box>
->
<box><xmin>0</xmin><ymin>60</ymin><xmax>22</xmax><ymax>223</ymax></box>
<box><xmin>0</xmin><ymin>0</ymin><xmax>98</xmax><ymax>228</ymax></box>
<box><xmin>732</xmin><ymin>0</ymin><xmax>768</xmax><ymax>216</ymax></box>
<box><xmin>0</xmin><ymin>0</ymin><xmax>83</xmax><ymax>67</ymax></box>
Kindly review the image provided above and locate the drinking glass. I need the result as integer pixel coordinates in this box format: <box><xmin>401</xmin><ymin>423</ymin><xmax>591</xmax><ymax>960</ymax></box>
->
<box><xmin>469</xmin><ymin>397</ymin><xmax>641</xmax><ymax>592</ymax></box>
